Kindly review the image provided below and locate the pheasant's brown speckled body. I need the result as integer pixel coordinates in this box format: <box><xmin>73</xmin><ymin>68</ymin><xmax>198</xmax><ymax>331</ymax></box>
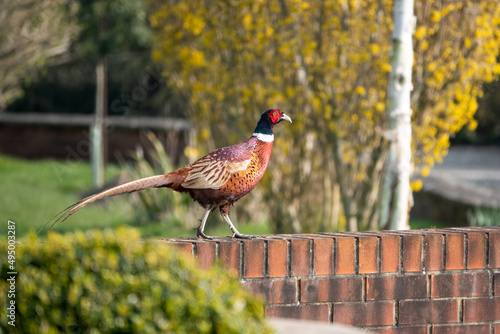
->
<box><xmin>47</xmin><ymin>109</ymin><xmax>291</xmax><ymax>239</ymax></box>
<box><xmin>175</xmin><ymin>136</ymin><xmax>273</xmax><ymax>212</ymax></box>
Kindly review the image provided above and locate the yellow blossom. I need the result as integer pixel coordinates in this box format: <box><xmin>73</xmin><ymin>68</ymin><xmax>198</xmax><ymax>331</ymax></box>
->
<box><xmin>411</xmin><ymin>180</ymin><xmax>423</xmax><ymax>192</ymax></box>
<box><xmin>183</xmin><ymin>14</ymin><xmax>205</xmax><ymax>35</ymax></box>
<box><xmin>355</xmin><ymin>86</ymin><xmax>366</xmax><ymax>95</ymax></box>
<box><xmin>381</xmin><ymin>63</ymin><xmax>391</xmax><ymax>72</ymax></box>
<box><xmin>468</xmin><ymin>120</ymin><xmax>478</xmax><ymax>131</ymax></box>
<box><xmin>415</xmin><ymin>27</ymin><xmax>426</xmax><ymax>40</ymax></box>
<box><xmin>375</xmin><ymin>102</ymin><xmax>385</xmax><ymax>112</ymax></box>
<box><xmin>421</xmin><ymin>166</ymin><xmax>430</xmax><ymax>177</ymax></box>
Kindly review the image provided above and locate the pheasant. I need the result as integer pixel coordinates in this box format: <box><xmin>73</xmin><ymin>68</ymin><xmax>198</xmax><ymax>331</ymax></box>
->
<box><xmin>46</xmin><ymin>109</ymin><xmax>292</xmax><ymax>239</ymax></box>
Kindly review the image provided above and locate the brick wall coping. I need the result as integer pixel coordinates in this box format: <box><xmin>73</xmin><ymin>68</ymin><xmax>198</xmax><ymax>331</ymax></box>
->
<box><xmin>160</xmin><ymin>226</ymin><xmax>500</xmax><ymax>275</ymax></box>
<box><xmin>159</xmin><ymin>226</ymin><xmax>500</xmax><ymax>332</ymax></box>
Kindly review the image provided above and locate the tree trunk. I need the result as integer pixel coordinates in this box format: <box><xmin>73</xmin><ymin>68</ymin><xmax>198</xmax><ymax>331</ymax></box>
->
<box><xmin>91</xmin><ymin>56</ymin><xmax>107</xmax><ymax>188</ymax></box>
<box><xmin>379</xmin><ymin>0</ymin><xmax>415</xmax><ymax>230</ymax></box>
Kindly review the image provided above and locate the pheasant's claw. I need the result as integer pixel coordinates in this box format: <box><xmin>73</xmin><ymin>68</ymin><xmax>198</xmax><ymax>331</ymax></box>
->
<box><xmin>195</xmin><ymin>227</ymin><xmax>215</xmax><ymax>240</ymax></box>
<box><xmin>232</xmin><ymin>233</ymin><xmax>259</xmax><ymax>239</ymax></box>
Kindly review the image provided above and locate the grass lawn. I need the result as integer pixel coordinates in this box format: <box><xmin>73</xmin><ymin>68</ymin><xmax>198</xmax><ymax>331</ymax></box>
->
<box><xmin>0</xmin><ymin>154</ymin><xmax>270</xmax><ymax>238</ymax></box>
<box><xmin>409</xmin><ymin>218</ymin><xmax>448</xmax><ymax>230</ymax></box>
<box><xmin>1</xmin><ymin>155</ymin><xmax>131</xmax><ymax>237</ymax></box>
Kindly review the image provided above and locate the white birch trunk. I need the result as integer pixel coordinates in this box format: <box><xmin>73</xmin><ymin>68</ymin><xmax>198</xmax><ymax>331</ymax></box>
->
<box><xmin>379</xmin><ymin>0</ymin><xmax>415</xmax><ymax>230</ymax></box>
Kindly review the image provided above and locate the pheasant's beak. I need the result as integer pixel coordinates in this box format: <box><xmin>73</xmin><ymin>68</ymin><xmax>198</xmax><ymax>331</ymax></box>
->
<box><xmin>280</xmin><ymin>113</ymin><xmax>292</xmax><ymax>123</ymax></box>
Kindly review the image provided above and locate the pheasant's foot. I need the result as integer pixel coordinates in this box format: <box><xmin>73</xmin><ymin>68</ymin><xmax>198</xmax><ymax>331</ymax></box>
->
<box><xmin>195</xmin><ymin>227</ymin><xmax>215</xmax><ymax>240</ymax></box>
<box><xmin>232</xmin><ymin>233</ymin><xmax>259</xmax><ymax>239</ymax></box>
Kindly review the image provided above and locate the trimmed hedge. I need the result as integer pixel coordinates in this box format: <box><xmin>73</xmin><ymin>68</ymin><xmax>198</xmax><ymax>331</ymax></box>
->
<box><xmin>0</xmin><ymin>228</ymin><xmax>272</xmax><ymax>333</ymax></box>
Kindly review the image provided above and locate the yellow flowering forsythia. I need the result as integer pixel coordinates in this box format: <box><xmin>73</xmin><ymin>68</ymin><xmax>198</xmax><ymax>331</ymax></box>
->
<box><xmin>412</xmin><ymin>1</ymin><xmax>500</xmax><ymax>178</ymax></box>
<box><xmin>149</xmin><ymin>0</ymin><xmax>500</xmax><ymax>231</ymax></box>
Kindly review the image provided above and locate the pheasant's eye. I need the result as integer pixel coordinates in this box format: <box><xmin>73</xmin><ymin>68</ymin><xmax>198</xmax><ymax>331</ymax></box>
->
<box><xmin>272</xmin><ymin>111</ymin><xmax>277</xmax><ymax>116</ymax></box>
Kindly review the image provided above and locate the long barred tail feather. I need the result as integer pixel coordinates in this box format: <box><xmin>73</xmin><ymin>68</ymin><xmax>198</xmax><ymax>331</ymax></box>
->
<box><xmin>39</xmin><ymin>173</ymin><xmax>178</xmax><ymax>235</ymax></box>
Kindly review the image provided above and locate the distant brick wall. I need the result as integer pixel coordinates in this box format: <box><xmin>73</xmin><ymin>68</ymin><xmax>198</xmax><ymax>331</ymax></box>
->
<box><xmin>161</xmin><ymin>226</ymin><xmax>500</xmax><ymax>333</ymax></box>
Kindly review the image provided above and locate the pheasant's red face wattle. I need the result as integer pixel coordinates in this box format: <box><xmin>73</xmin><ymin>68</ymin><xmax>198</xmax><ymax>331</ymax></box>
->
<box><xmin>268</xmin><ymin>109</ymin><xmax>282</xmax><ymax>124</ymax></box>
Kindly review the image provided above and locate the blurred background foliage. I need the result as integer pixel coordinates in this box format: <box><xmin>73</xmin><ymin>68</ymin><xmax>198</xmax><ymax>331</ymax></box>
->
<box><xmin>3</xmin><ymin>0</ymin><xmax>185</xmax><ymax>118</ymax></box>
<box><xmin>1</xmin><ymin>0</ymin><xmax>500</xmax><ymax>235</ymax></box>
<box><xmin>71</xmin><ymin>0</ymin><xmax>151</xmax><ymax>59</ymax></box>
<box><xmin>0</xmin><ymin>0</ymin><xmax>76</xmax><ymax>110</ymax></box>
<box><xmin>148</xmin><ymin>0</ymin><xmax>500</xmax><ymax>232</ymax></box>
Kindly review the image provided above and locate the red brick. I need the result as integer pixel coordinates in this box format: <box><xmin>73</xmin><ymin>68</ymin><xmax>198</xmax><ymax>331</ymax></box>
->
<box><xmin>381</xmin><ymin>235</ymin><xmax>400</xmax><ymax>273</ymax></box>
<box><xmin>267</xmin><ymin>239</ymin><xmax>288</xmax><ymax>277</ymax></box>
<box><xmin>300</xmin><ymin>277</ymin><xmax>363</xmax><ymax>303</ymax></box>
<box><xmin>430</xmin><ymin>272</ymin><xmax>490</xmax><ymax>298</ymax></box>
<box><xmin>242</xmin><ymin>279</ymin><xmax>297</xmax><ymax>305</ymax></box>
<box><xmin>195</xmin><ymin>241</ymin><xmax>217</xmax><ymax>270</ymax></box>
<box><xmin>445</xmin><ymin>233</ymin><xmax>464</xmax><ymax>270</ymax></box>
<box><xmin>424</xmin><ymin>233</ymin><xmax>443</xmax><ymax>271</ymax></box>
<box><xmin>167</xmin><ymin>241</ymin><xmax>193</xmax><ymax>256</ymax></box>
<box><xmin>463</xmin><ymin>297</ymin><xmax>500</xmax><ymax>322</ymax></box>
<box><xmin>399</xmin><ymin>299</ymin><xmax>460</xmax><ymax>325</ymax></box>
<box><xmin>495</xmin><ymin>273</ymin><xmax>500</xmax><ymax>296</ymax></box>
<box><xmin>243</xmin><ymin>240</ymin><xmax>265</xmax><ymax>278</ymax></box>
<box><xmin>359</xmin><ymin>236</ymin><xmax>379</xmax><ymax>274</ymax></box>
<box><xmin>495</xmin><ymin>323</ymin><xmax>500</xmax><ymax>334</ymax></box>
<box><xmin>218</xmin><ymin>240</ymin><xmax>240</xmax><ymax>276</ymax></box>
<box><xmin>432</xmin><ymin>324</ymin><xmax>491</xmax><ymax>334</ymax></box>
<box><xmin>467</xmin><ymin>233</ymin><xmax>486</xmax><ymax>269</ymax></box>
<box><xmin>335</xmin><ymin>237</ymin><xmax>356</xmax><ymax>274</ymax></box>
<box><xmin>333</xmin><ymin>301</ymin><xmax>395</xmax><ymax>327</ymax></box>
<box><xmin>313</xmin><ymin>238</ymin><xmax>333</xmax><ymax>275</ymax></box>
<box><xmin>290</xmin><ymin>239</ymin><xmax>311</xmax><ymax>276</ymax></box>
<box><xmin>371</xmin><ymin>327</ymin><xmax>429</xmax><ymax>334</ymax></box>
<box><xmin>489</xmin><ymin>231</ymin><xmax>500</xmax><ymax>269</ymax></box>
<box><xmin>266</xmin><ymin>304</ymin><xmax>330</xmax><ymax>322</ymax></box>
<box><xmin>366</xmin><ymin>275</ymin><xmax>427</xmax><ymax>300</ymax></box>
<box><xmin>402</xmin><ymin>235</ymin><xmax>422</xmax><ymax>272</ymax></box>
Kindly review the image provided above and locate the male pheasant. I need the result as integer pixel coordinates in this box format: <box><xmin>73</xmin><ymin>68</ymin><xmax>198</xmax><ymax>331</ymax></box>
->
<box><xmin>47</xmin><ymin>109</ymin><xmax>292</xmax><ymax>239</ymax></box>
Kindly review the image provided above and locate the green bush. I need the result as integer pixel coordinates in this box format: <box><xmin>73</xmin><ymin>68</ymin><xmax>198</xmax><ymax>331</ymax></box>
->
<box><xmin>0</xmin><ymin>228</ymin><xmax>272</xmax><ymax>333</ymax></box>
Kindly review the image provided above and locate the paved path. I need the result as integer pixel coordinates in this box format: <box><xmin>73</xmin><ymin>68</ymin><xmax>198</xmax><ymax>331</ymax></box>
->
<box><xmin>270</xmin><ymin>318</ymin><xmax>367</xmax><ymax>334</ymax></box>
<box><xmin>422</xmin><ymin>146</ymin><xmax>500</xmax><ymax>207</ymax></box>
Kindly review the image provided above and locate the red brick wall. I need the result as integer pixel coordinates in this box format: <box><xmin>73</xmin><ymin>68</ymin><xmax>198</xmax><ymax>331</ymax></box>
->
<box><xmin>161</xmin><ymin>226</ymin><xmax>500</xmax><ymax>333</ymax></box>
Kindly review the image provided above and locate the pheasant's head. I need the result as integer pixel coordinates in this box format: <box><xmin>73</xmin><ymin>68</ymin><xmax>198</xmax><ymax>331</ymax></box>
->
<box><xmin>262</xmin><ymin>109</ymin><xmax>292</xmax><ymax>126</ymax></box>
<box><xmin>252</xmin><ymin>109</ymin><xmax>292</xmax><ymax>142</ymax></box>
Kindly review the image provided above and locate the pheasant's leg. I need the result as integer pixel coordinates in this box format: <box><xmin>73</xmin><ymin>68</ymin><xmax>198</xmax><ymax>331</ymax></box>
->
<box><xmin>220</xmin><ymin>211</ymin><xmax>257</xmax><ymax>239</ymax></box>
<box><xmin>196</xmin><ymin>208</ymin><xmax>214</xmax><ymax>239</ymax></box>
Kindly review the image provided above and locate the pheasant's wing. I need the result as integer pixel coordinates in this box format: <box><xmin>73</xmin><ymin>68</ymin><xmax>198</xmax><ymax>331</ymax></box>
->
<box><xmin>181</xmin><ymin>147</ymin><xmax>252</xmax><ymax>190</ymax></box>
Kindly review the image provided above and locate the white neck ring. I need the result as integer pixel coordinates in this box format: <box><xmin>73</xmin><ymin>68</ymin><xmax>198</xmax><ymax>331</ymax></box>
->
<box><xmin>252</xmin><ymin>132</ymin><xmax>274</xmax><ymax>142</ymax></box>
